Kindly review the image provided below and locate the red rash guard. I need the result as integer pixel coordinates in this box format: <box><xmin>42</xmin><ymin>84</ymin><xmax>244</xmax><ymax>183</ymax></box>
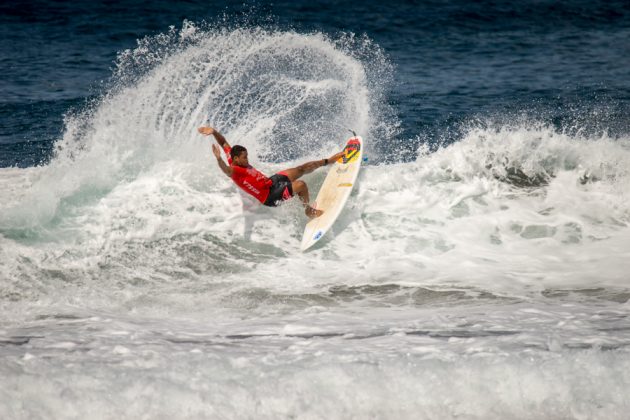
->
<box><xmin>223</xmin><ymin>145</ymin><xmax>272</xmax><ymax>203</ymax></box>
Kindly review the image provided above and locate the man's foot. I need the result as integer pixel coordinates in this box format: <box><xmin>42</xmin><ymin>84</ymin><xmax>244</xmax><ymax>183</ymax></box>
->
<box><xmin>305</xmin><ymin>206</ymin><xmax>324</xmax><ymax>218</ymax></box>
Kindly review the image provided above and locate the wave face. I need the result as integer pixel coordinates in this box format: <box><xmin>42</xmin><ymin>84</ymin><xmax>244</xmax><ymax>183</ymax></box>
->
<box><xmin>2</xmin><ymin>23</ymin><xmax>630</xmax><ymax>419</ymax></box>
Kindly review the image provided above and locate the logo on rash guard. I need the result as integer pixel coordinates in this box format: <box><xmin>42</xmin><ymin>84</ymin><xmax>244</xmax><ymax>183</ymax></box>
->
<box><xmin>242</xmin><ymin>181</ymin><xmax>260</xmax><ymax>195</ymax></box>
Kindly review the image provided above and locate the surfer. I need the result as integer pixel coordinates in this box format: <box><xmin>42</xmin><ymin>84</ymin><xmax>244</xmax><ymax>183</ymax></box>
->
<box><xmin>198</xmin><ymin>126</ymin><xmax>344</xmax><ymax>218</ymax></box>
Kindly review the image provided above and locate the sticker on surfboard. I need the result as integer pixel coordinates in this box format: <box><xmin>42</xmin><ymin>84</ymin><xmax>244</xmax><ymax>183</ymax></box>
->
<box><xmin>338</xmin><ymin>138</ymin><xmax>361</xmax><ymax>164</ymax></box>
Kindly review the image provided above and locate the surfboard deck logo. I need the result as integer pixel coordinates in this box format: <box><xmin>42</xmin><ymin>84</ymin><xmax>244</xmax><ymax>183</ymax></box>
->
<box><xmin>338</xmin><ymin>139</ymin><xmax>361</xmax><ymax>164</ymax></box>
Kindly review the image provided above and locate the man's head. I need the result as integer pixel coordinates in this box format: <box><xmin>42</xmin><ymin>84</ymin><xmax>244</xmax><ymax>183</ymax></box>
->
<box><xmin>231</xmin><ymin>145</ymin><xmax>249</xmax><ymax>167</ymax></box>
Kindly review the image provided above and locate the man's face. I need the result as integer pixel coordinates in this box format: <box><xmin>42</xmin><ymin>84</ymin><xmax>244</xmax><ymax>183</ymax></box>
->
<box><xmin>233</xmin><ymin>150</ymin><xmax>249</xmax><ymax>167</ymax></box>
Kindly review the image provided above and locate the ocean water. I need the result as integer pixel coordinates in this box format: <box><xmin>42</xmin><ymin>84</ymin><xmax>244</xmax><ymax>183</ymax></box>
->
<box><xmin>2</xmin><ymin>1</ymin><xmax>630</xmax><ymax>418</ymax></box>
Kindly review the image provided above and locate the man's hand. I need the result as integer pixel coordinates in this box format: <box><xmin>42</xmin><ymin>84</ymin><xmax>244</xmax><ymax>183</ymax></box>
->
<box><xmin>330</xmin><ymin>151</ymin><xmax>345</xmax><ymax>163</ymax></box>
<box><xmin>212</xmin><ymin>144</ymin><xmax>222</xmax><ymax>159</ymax></box>
<box><xmin>198</xmin><ymin>125</ymin><xmax>230</xmax><ymax>149</ymax></box>
<box><xmin>198</xmin><ymin>126</ymin><xmax>216</xmax><ymax>136</ymax></box>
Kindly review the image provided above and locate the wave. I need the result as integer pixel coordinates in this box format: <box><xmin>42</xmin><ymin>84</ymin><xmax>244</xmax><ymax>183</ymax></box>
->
<box><xmin>1</xmin><ymin>24</ymin><xmax>630</xmax><ymax>315</ymax></box>
<box><xmin>0</xmin><ymin>23</ymin><xmax>394</xmax><ymax>230</ymax></box>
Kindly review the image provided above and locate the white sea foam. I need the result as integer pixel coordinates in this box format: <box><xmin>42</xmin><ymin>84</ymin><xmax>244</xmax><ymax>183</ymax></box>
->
<box><xmin>1</xmin><ymin>24</ymin><xmax>630</xmax><ymax>419</ymax></box>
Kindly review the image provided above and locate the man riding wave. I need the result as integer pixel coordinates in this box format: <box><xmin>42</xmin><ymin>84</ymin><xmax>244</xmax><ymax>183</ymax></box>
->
<box><xmin>198</xmin><ymin>126</ymin><xmax>344</xmax><ymax>218</ymax></box>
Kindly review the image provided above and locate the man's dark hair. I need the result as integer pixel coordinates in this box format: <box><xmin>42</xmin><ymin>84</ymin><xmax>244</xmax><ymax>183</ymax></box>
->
<box><xmin>230</xmin><ymin>145</ymin><xmax>247</xmax><ymax>160</ymax></box>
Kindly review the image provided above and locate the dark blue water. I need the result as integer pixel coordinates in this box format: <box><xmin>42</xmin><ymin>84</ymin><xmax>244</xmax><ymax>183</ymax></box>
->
<box><xmin>2</xmin><ymin>0</ymin><xmax>630</xmax><ymax>166</ymax></box>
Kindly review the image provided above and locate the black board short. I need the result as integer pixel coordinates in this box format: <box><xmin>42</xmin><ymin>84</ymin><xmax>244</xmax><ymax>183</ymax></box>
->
<box><xmin>263</xmin><ymin>172</ymin><xmax>293</xmax><ymax>207</ymax></box>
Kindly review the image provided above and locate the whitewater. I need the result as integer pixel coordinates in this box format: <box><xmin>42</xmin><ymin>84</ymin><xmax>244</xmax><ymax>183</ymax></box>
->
<box><xmin>1</xmin><ymin>24</ymin><xmax>630</xmax><ymax>419</ymax></box>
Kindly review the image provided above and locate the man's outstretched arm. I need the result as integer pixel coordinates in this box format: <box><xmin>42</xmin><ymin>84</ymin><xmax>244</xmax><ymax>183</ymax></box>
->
<box><xmin>212</xmin><ymin>144</ymin><xmax>233</xmax><ymax>177</ymax></box>
<box><xmin>198</xmin><ymin>126</ymin><xmax>230</xmax><ymax>149</ymax></box>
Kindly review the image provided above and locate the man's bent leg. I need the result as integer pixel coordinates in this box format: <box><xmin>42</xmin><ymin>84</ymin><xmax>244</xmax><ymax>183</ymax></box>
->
<box><xmin>292</xmin><ymin>180</ymin><xmax>323</xmax><ymax>218</ymax></box>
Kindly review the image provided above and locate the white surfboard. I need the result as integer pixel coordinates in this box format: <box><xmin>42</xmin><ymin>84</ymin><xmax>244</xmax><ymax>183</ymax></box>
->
<box><xmin>301</xmin><ymin>135</ymin><xmax>363</xmax><ymax>251</ymax></box>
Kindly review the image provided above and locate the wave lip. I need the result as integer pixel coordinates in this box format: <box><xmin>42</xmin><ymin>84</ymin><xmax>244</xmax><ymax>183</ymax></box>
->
<box><xmin>0</xmin><ymin>23</ymin><xmax>395</xmax><ymax>233</ymax></box>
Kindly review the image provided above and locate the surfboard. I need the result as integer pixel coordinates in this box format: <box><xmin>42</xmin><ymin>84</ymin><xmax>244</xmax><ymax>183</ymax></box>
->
<box><xmin>301</xmin><ymin>135</ymin><xmax>363</xmax><ymax>251</ymax></box>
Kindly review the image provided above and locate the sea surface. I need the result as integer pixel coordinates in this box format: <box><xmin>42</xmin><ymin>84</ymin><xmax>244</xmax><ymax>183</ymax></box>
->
<box><xmin>2</xmin><ymin>1</ymin><xmax>630</xmax><ymax>418</ymax></box>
